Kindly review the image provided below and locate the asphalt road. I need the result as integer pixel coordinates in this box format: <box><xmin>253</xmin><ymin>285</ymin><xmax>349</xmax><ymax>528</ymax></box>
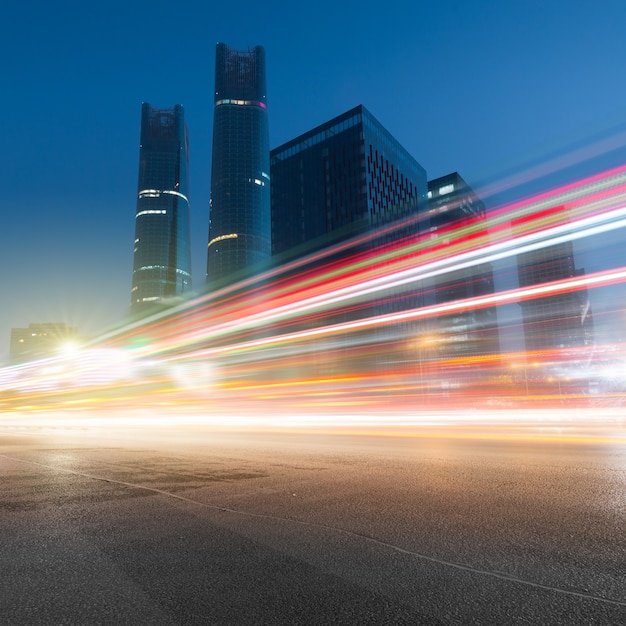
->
<box><xmin>1</xmin><ymin>425</ymin><xmax>625</xmax><ymax>625</ymax></box>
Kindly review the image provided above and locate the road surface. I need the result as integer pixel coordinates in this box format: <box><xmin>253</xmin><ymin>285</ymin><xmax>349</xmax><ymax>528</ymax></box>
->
<box><xmin>1</xmin><ymin>424</ymin><xmax>625</xmax><ymax>624</ymax></box>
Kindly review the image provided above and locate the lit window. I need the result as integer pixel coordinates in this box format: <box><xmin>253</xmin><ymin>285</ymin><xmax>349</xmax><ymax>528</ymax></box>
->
<box><xmin>215</xmin><ymin>98</ymin><xmax>266</xmax><ymax>110</ymax></box>
<box><xmin>136</xmin><ymin>210</ymin><xmax>167</xmax><ymax>217</ymax></box>
<box><xmin>208</xmin><ymin>233</ymin><xmax>238</xmax><ymax>248</ymax></box>
<box><xmin>138</xmin><ymin>189</ymin><xmax>161</xmax><ymax>198</ymax></box>
<box><xmin>439</xmin><ymin>184</ymin><xmax>454</xmax><ymax>195</ymax></box>
<box><xmin>162</xmin><ymin>190</ymin><xmax>189</xmax><ymax>202</ymax></box>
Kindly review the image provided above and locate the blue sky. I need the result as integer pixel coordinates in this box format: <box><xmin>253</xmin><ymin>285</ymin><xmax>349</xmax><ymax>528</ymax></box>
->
<box><xmin>1</xmin><ymin>0</ymin><xmax>626</xmax><ymax>360</ymax></box>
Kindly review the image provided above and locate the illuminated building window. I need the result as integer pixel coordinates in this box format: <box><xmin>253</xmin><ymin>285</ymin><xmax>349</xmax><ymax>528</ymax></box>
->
<box><xmin>215</xmin><ymin>98</ymin><xmax>267</xmax><ymax>109</ymax></box>
<box><xmin>208</xmin><ymin>233</ymin><xmax>239</xmax><ymax>248</ymax></box>
<box><xmin>136</xmin><ymin>210</ymin><xmax>167</xmax><ymax>218</ymax></box>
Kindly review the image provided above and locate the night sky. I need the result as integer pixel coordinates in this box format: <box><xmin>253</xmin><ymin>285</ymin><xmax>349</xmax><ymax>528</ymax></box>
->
<box><xmin>2</xmin><ymin>0</ymin><xmax>626</xmax><ymax>361</ymax></box>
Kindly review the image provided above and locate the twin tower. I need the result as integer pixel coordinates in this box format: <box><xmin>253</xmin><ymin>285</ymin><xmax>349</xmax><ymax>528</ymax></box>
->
<box><xmin>130</xmin><ymin>43</ymin><xmax>270</xmax><ymax>313</ymax></box>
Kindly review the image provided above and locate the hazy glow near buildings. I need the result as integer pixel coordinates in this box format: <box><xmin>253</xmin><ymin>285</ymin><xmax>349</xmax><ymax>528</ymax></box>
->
<box><xmin>2</xmin><ymin>161</ymin><xmax>626</xmax><ymax>434</ymax></box>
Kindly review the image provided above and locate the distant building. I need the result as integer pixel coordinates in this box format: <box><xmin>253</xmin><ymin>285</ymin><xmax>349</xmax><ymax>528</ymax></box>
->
<box><xmin>516</xmin><ymin>214</ymin><xmax>594</xmax><ymax>353</ymax></box>
<box><xmin>425</xmin><ymin>172</ymin><xmax>501</xmax><ymax>358</ymax></box>
<box><xmin>131</xmin><ymin>103</ymin><xmax>192</xmax><ymax>314</ymax></box>
<box><xmin>206</xmin><ymin>43</ymin><xmax>271</xmax><ymax>287</ymax></box>
<box><xmin>10</xmin><ymin>323</ymin><xmax>79</xmax><ymax>363</ymax></box>
<box><xmin>270</xmin><ymin>104</ymin><xmax>427</xmax><ymax>260</ymax></box>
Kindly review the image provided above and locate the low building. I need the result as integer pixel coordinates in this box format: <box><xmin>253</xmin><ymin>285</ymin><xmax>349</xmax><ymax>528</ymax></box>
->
<box><xmin>9</xmin><ymin>323</ymin><xmax>80</xmax><ymax>363</ymax></box>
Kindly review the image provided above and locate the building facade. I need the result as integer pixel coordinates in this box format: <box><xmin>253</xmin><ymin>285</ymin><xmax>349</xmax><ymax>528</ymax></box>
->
<box><xmin>269</xmin><ymin>106</ymin><xmax>428</xmax><ymax>378</ymax></box>
<box><xmin>516</xmin><ymin>226</ymin><xmax>594</xmax><ymax>354</ymax></box>
<box><xmin>206</xmin><ymin>43</ymin><xmax>271</xmax><ymax>287</ymax></box>
<box><xmin>10</xmin><ymin>323</ymin><xmax>79</xmax><ymax>363</ymax></box>
<box><xmin>425</xmin><ymin>172</ymin><xmax>500</xmax><ymax>359</ymax></box>
<box><xmin>270</xmin><ymin>105</ymin><xmax>427</xmax><ymax>260</ymax></box>
<box><xmin>131</xmin><ymin>103</ymin><xmax>192</xmax><ymax>314</ymax></box>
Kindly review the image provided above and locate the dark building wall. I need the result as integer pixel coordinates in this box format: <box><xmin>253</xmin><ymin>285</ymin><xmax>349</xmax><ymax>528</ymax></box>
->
<box><xmin>362</xmin><ymin>110</ymin><xmax>427</xmax><ymax>229</ymax></box>
<box><xmin>271</xmin><ymin>110</ymin><xmax>365</xmax><ymax>257</ymax></box>
<box><xmin>131</xmin><ymin>103</ymin><xmax>191</xmax><ymax>314</ymax></box>
<box><xmin>270</xmin><ymin>105</ymin><xmax>427</xmax><ymax>260</ymax></box>
<box><xmin>207</xmin><ymin>43</ymin><xmax>271</xmax><ymax>287</ymax></box>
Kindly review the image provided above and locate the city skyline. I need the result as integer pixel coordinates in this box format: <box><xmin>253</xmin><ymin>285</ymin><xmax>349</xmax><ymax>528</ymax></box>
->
<box><xmin>2</xmin><ymin>1</ymin><xmax>626</xmax><ymax>360</ymax></box>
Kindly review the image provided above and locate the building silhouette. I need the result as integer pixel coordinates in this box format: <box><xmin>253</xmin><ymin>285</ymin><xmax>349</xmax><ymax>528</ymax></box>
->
<box><xmin>270</xmin><ymin>104</ymin><xmax>427</xmax><ymax>261</ymax></box>
<box><xmin>131</xmin><ymin>103</ymin><xmax>191</xmax><ymax>314</ymax></box>
<box><xmin>425</xmin><ymin>173</ymin><xmax>501</xmax><ymax>359</ymax></box>
<box><xmin>516</xmin><ymin>215</ymin><xmax>594</xmax><ymax>353</ymax></box>
<box><xmin>10</xmin><ymin>323</ymin><xmax>79</xmax><ymax>363</ymax></box>
<box><xmin>206</xmin><ymin>43</ymin><xmax>271</xmax><ymax>287</ymax></box>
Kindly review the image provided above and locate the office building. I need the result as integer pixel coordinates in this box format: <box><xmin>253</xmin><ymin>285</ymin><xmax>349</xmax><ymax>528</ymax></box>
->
<box><xmin>206</xmin><ymin>43</ymin><xmax>271</xmax><ymax>287</ymax></box>
<box><xmin>517</xmin><ymin>230</ymin><xmax>593</xmax><ymax>353</ymax></box>
<box><xmin>270</xmin><ymin>106</ymin><xmax>428</xmax><ymax>379</ymax></box>
<box><xmin>10</xmin><ymin>323</ymin><xmax>80</xmax><ymax>363</ymax></box>
<box><xmin>270</xmin><ymin>104</ymin><xmax>427</xmax><ymax>260</ymax></box>
<box><xmin>131</xmin><ymin>103</ymin><xmax>192</xmax><ymax>314</ymax></box>
<box><xmin>425</xmin><ymin>173</ymin><xmax>500</xmax><ymax>359</ymax></box>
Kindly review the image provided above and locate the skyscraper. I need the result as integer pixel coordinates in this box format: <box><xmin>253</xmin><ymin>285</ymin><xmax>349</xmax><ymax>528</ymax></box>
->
<box><xmin>426</xmin><ymin>173</ymin><xmax>500</xmax><ymax>358</ymax></box>
<box><xmin>270</xmin><ymin>105</ymin><xmax>428</xmax><ymax>379</ymax></box>
<box><xmin>207</xmin><ymin>43</ymin><xmax>271</xmax><ymax>287</ymax></box>
<box><xmin>270</xmin><ymin>105</ymin><xmax>427</xmax><ymax>260</ymax></box>
<box><xmin>131</xmin><ymin>103</ymin><xmax>191</xmax><ymax>314</ymax></box>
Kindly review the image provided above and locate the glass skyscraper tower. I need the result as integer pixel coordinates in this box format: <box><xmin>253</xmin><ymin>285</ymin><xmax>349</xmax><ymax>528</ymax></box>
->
<box><xmin>131</xmin><ymin>103</ymin><xmax>191</xmax><ymax>314</ymax></box>
<box><xmin>206</xmin><ymin>43</ymin><xmax>271</xmax><ymax>287</ymax></box>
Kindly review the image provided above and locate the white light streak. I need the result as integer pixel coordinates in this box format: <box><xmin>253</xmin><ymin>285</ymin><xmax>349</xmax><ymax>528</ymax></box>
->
<box><xmin>136</xmin><ymin>210</ymin><xmax>167</xmax><ymax>217</ymax></box>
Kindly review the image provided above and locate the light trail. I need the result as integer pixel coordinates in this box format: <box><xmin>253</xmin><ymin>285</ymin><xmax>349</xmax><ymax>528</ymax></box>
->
<box><xmin>3</xmin><ymin>163</ymin><xmax>626</xmax><ymax>429</ymax></box>
<box><xmin>101</xmin><ymin>164</ymin><xmax>626</xmax><ymax>357</ymax></box>
<box><xmin>165</xmin><ymin>265</ymin><xmax>626</xmax><ymax>363</ymax></box>
<box><xmin>127</xmin><ymin>202</ymin><xmax>626</xmax><ymax>361</ymax></box>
